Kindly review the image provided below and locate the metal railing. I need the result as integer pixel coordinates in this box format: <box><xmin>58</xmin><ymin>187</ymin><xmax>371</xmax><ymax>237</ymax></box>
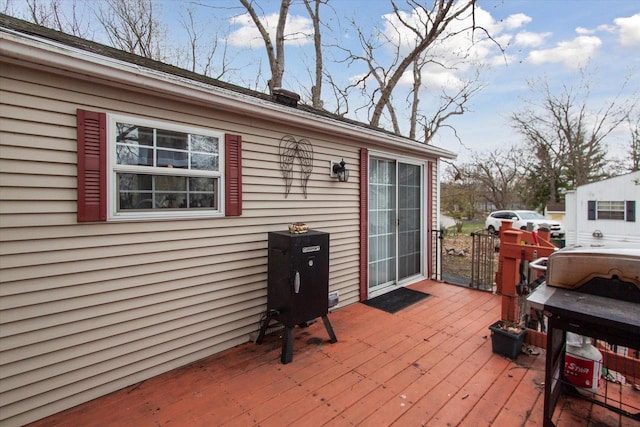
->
<box><xmin>429</xmin><ymin>229</ymin><xmax>443</xmax><ymax>281</ymax></box>
<box><xmin>470</xmin><ymin>230</ymin><xmax>498</xmax><ymax>292</ymax></box>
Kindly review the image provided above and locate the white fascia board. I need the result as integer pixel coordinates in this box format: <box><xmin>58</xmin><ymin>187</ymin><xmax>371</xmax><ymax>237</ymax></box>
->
<box><xmin>0</xmin><ymin>28</ymin><xmax>457</xmax><ymax>160</ymax></box>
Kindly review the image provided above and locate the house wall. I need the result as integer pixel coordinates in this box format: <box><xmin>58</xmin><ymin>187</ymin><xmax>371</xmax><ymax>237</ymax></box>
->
<box><xmin>0</xmin><ymin>58</ymin><xmax>440</xmax><ymax>425</ymax></box>
<box><xmin>0</xmin><ymin>61</ymin><xmax>366</xmax><ymax>426</ymax></box>
<box><xmin>565</xmin><ymin>172</ymin><xmax>640</xmax><ymax>247</ymax></box>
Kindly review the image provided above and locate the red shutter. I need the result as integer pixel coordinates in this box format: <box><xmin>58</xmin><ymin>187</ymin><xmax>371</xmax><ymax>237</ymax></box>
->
<box><xmin>77</xmin><ymin>109</ymin><xmax>107</xmax><ymax>222</ymax></box>
<box><xmin>225</xmin><ymin>134</ymin><xmax>243</xmax><ymax>216</ymax></box>
<box><xmin>359</xmin><ymin>148</ymin><xmax>368</xmax><ymax>301</ymax></box>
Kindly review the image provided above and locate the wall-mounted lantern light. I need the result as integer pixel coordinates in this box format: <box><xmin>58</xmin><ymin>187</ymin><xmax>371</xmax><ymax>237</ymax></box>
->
<box><xmin>330</xmin><ymin>159</ymin><xmax>349</xmax><ymax>182</ymax></box>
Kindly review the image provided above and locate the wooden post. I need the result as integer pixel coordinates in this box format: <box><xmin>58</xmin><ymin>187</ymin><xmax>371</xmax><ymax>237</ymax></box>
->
<box><xmin>500</xmin><ymin>229</ymin><xmax>522</xmax><ymax>324</ymax></box>
<box><xmin>496</xmin><ymin>223</ymin><xmax>557</xmax><ymax>325</ymax></box>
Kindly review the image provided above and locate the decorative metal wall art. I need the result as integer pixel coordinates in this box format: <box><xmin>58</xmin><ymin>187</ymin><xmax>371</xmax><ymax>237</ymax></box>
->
<box><xmin>279</xmin><ymin>135</ymin><xmax>314</xmax><ymax>198</ymax></box>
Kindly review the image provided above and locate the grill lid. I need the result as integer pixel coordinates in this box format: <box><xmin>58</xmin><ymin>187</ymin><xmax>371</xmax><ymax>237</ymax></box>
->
<box><xmin>546</xmin><ymin>246</ymin><xmax>640</xmax><ymax>302</ymax></box>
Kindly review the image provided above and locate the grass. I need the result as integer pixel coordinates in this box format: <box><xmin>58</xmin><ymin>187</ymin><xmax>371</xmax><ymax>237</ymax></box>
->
<box><xmin>444</xmin><ymin>220</ymin><xmax>485</xmax><ymax>236</ymax></box>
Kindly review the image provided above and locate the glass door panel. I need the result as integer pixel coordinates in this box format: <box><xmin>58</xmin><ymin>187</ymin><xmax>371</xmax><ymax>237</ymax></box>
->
<box><xmin>398</xmin><ymin>163</ymin><xmax>422</xmax><ymax>280</ymax></box>
<box><xmin>368</xmin><ymin>158</ymin><xmax>396</xmax><ymax>292</ymax></box>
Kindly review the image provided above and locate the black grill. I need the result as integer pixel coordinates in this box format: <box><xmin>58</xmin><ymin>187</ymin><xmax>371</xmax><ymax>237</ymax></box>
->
<box><xmin>256</xmin><ymin>230</ymin><xmax>337</xmax><ymax>363</ymax></box>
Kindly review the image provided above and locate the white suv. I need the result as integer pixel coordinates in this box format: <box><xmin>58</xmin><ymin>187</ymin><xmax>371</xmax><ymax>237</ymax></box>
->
<box><xmin>485</xmin><ymin>210</ymin><xmax>565</xmax><ymax>238</ymax></box>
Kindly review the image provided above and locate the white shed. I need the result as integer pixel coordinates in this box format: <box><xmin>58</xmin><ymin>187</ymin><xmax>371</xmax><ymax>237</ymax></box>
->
<box><xmin>564</xmin><ymin>171</ymin><xmax>640</xmax><ymax>247</ymax></box>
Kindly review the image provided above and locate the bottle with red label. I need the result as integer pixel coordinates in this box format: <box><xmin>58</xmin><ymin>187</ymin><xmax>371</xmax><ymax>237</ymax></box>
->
<box><xmin>564</xmin><ymin>333</ymin><xmax>603</xmax><ymax>395</ymax></box>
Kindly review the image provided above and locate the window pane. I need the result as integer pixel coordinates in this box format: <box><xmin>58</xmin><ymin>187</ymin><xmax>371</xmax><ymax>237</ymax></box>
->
<box><xmin>190</xmin><ymin>193</ymin><xmax>215</xmax><ymax>208</ymax></box>
<box><xmin>119</xmin><ymin>173</ymin><xmax>152</xmax><ymax>190</ymax></box>
<box><xmin>191</xmin><ymin>134</ymin><xmax>218</xmax><ymax>153</ymax></box>
<box><xmin>155</xmin><ymin>176</ymin><xmax>187</xmax><ymax>191</ymax></box>
<box><xmin>155</xmin><ymin>176</ymin><xmax>187</xmax><ymax>208</ymax></box>
<box><xmin>117</xmin><ymin>146</ymin><xmax>153</xmax><ymax>166</ymax></box>
<box><xmin>117</xmin><ymin>173</ymin><xmax>153</xmax><ymax>210</ymax></box>
<box><xmin>157</xmin><ymin>149</ymin><xmax>188</xmax><ymax>168</ymax></box>
<box><xmin>116</xmin><ymin>124</ymin><xmax>153</xmax><ymax>145</ymax></box>
<box><xmin>156</xmin><ymin>129</ymin><xmax>188</xmax><ymax>168</ymax></box>
<box><xmin>116</xmin><ymin>124</ymin><xmax>153</xmax><ymax>166</ymax></box>
<box><xmin>191</xmin><ymin>153</ymin><xmax>217</xmax><ymax>171</ymax></box>
<box><xmin>191</xmin><ymin>135</ymin><xmax>219</xmax><ymax>171</ymax></box>
<box><xmin>157</xmin><ymin>129</ymin><xmax>188</xmax><ymax>149</ymax></box>
<box><xmin>120</xmin><ymin>193</ymin><xmax>154</xmax><ymax>209</ymax></box>
<box><xmin>155</xmin><ymin>192</ymin><xmax>186</xmax><ymax>209</ymax></box>
<box><xmin>189</xmin><ymin>177</ymin><xmax>214</xmax><ymax>192</ymax></box>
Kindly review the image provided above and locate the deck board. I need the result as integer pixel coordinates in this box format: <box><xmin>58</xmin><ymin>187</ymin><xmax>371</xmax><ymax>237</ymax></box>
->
<box><xmin>25</xmin><ymin>280</ymin><xmax>638</xmax><ymax>426</ymax></box>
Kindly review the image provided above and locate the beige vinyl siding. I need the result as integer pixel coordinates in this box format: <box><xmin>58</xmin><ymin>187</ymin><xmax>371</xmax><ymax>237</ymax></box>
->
<box><xmin>0</xmin><ymin>62</ymin><xmax>362</xmax><ymax>426</ymax></box>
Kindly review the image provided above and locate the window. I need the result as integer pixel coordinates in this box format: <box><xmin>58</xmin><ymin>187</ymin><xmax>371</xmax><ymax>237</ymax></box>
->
<box><xmin>77</xmin><ymin>109</ymin><xmax>242</xmax><ymax>222</ymax></box>
<box><xmin>112</xmin><ymin>118</ymin><xmax>221</xmax><ymax>218</ymax></box>
<box><xmin>596</xmin><ymin>201</ymin><xmax>625</xmax><ymax>220</ymax></box>
<box><xmin>588</xmin><ymin>200</ymin><xmax>636</xmax><ymax>222</ymax></box>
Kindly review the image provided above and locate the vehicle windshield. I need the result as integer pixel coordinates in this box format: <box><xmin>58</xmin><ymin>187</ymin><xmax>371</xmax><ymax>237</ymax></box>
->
<box><xmin>519</xmin><ymin>212</ymin><xmax>545</xmax><ymax>220</ymax></box>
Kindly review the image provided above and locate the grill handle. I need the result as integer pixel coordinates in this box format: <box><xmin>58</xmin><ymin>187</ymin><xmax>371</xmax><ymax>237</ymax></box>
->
<box><xmin>293</xmin><ymin>271</ymin><xmax>300</xmax><ymax>293</ymax></box>
<box><xmin>529</xmin><ymin>257</ymin><xmax>548</xmax><ymax>272</ymax></box>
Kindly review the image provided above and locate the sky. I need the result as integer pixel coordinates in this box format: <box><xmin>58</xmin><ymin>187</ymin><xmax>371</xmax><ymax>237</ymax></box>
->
<box><xmin>4</xmin><ymin>0</ymin><xmax>639</xmax><ymax>166</ymax></box>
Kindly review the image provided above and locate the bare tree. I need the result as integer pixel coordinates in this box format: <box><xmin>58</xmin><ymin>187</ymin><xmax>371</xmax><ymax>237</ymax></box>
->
<box><xmin>176</xmin><ymin>3</ymin><xmax>233</xmax><ymax>79</ymax></box>
<box><xmin>95</xmin><ymin>0</ymin><xmax>165</xmax><ymax>60</ymax></box>
<box><xmin>368</xmin><ymin>0</ymin><xmax>481</xmax><ymax>129</ymax></box>
<box><xmin>511</xmin><ymin>73</ymin><xmax>635</xmax><ymax>201</ymax></box>
<box><xmin>440</xmin><ymin>164</ymin><xmax>484</xmax><ymax>221</ymax></box>
<box><xmin>464</xmin><ymin>148</ymin><xmax>527</xmax><ymax>210</ymax></box>
<box><xmin>303</xmin><ymin>0</ymin><xmax>324</xmax><ymax>109</ymax></box>
<box><xmin>23</xmin><ymin>0</ymin><xmax>90</xmax><ymax>37</ymax></box>
<box><xmin>417</xmin><ymin>67</ymin><xmax>483</xmax><ymax>143</ymax></box>
<box><xmin>628</xmin><ymin>114</ymin><xmax>640</xmax><ymax>172</ymax></box>
<box><xmin>239</xmin><ymin>0</ymin><xmax>291</xmax><ymax>93</ymax></box>
<box><xmin>337</xmin><ymin>0</ymin><xmax>492</xmax><ymax>141</ymax></box>
<box><xmin>344</xmin><ymin>19</ymin><xmax>402</xmax><ymax>134</ymax></box>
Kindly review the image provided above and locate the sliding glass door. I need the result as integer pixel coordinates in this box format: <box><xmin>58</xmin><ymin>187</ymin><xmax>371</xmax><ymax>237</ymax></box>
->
<box><xmin>368</xmin><ymin>157</ymin><xmax>424</xmax><ymax>296</ymax></box>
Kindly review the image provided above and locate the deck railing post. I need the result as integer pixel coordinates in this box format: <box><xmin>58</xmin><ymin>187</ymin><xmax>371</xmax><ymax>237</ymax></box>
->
<box><xmin>499</xmin><ymin>229</ymin><xmax>522</xmax><ymax>323</ymax></box>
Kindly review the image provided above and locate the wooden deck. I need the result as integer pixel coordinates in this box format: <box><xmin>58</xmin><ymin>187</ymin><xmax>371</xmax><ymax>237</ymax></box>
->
<box><xmin>28</xmin><ymin>280</ymin><xmax>639</xmax><ymax>426</ymax></box>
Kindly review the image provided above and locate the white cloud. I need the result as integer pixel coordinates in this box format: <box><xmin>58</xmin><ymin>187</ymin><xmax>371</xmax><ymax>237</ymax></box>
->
<box><xmin>527</xmin><ymin>35</ymin><xmax>602</xmax><ymax>69</ymax></box>
<box><xmin>614</xmin><ymin>13</ymin><xmax>640</xmax><ymax>47</ymax></box>
<box><xmin>597</xmin><ymin>24</ymin><xmax>615</xmax><ymax>33</ymax></box>
<box><xmin>501</xmin><ymin>13</ymin><xmax>532</xmax><ymax>30</ymax></box>
<box><xmin>514</xmin><ymin>31</ymin><xmax>551</xmax><ymax>47</ymax></box>
<box><xmin>576</xmin><ymin>27</ymin><xmax>592</xmax><ymax>35</ymax></box>
<box><xmin>227</xmin><ymin>12</ymin><xmax>313</xmax><ymax>48</ymax></box>
<box><xmin>374</xmin><ymin>4</ymin><xmax>510</xmax><ymax>90</ymax></box>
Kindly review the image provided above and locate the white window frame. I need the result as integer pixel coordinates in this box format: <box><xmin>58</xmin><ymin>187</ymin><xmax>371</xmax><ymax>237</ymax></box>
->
<box><xmin>107</xmin><ymin>114</ymin><xmax>225</xmax><ymax>221</ymax></box>
<box><xmin>596</xmin><ymin>200</ymin><xmax>625</xmax><ymax>220</ymax></box>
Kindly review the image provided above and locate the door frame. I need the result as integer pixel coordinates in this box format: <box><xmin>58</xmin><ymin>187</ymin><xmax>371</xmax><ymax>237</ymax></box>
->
<box><xmin>364</xmin><ymin>150</ymin><xmax>429</xmax><ymax>299</ymax></box>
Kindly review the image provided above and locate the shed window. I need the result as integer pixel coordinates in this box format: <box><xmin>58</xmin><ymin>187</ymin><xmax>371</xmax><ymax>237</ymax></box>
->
<box><xmin>596</xmin><ymin>201</ymin><xmax>625</xmax><ymax>220</ymax></box>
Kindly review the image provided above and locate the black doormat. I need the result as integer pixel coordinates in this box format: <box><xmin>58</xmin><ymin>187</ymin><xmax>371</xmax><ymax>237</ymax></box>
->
<box><xmin>362</xmin><ymin>287</ymin><xmax>431</xmax><ymax>314</ymax></box>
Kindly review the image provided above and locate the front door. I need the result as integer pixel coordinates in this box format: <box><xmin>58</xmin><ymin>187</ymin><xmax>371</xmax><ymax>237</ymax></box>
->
<box><xmin>368</xmin><ymin>157</ymin><xmax>424</xmax><ymax>297</ymax></box>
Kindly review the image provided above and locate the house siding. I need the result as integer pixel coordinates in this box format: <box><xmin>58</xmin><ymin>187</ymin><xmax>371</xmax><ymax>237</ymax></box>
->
<box><xmin>0</xmin><ymin>62</ymin><xmax>363</xmax><ymax>426</ymax></box>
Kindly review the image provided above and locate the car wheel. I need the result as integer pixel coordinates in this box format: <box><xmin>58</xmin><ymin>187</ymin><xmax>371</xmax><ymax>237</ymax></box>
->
<box><xmin>487</xmin><ymin>225</ymin><xmax>496</xmax><ymax>235</ymax></box>
<box><xmin>520</xmin><ymin>226</ymin><xmax>527</xmax><ymax>231</ymax></box>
